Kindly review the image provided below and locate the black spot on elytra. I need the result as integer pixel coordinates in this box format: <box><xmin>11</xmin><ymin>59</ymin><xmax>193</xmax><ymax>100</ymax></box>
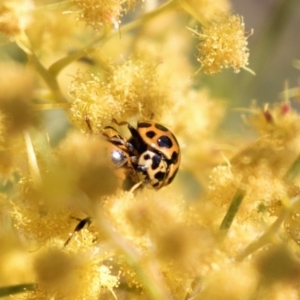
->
<box><xmin>171</xmin><ymin>151</ymin><xmax>178</xmax><ymax>164</ymax></box>
<box><xmin>154</xmin><ymin>171</ymin><xmax>166</xmax><ymax>181</ymax></box>
<box><xmin>151</xmin><ymin>155</ymin><xmax>161</xmax><ymax>170</ymax></box>
<box><xmin>146</xmin><ymin>131</ymin><xmax>156</xmax><ymax>138</ymax></box>
<box><xmin>138</xmin><ymin>122</ymin><xmax>152</xmax><ymax>128</ymax></box>
<box><xmin>157</xmin><ymin>136</ymin><xmax>173</xmax><ymax>148</ymax></box>
<box><xmin>144</xmin><ymin>154</ymin><xmax>150</xmax><ymax>160</ymax></box>
<box><xmin>155</xmin><ymin>123</ymin><xmax>168</xmax><ymax>132</ymax></box>
<box><xmin>153</xmin><ymin>182</ymin><xmax>160</xmax><ymax>188</ymax></box>
<box><xmin>167</xmin><ymin>168</ymin><xmax>178</xmax><ymax>185</ymax></box>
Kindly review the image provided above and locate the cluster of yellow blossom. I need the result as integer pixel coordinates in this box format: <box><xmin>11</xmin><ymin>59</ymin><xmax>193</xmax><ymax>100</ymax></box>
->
<box><xmin>69</xmin><ymin>60</ymin><xmax>170</xmax><ymax>132</ymax></box>
<box><xmin>193</xmin><ymin>14</ymin><xmax>250</xmax><ymax>74</ymax></box>
<box><xmin>208</xmin><ymin>102</ymin><xmax>300</xmax><ymax>256</ymax></box>
<box><xmin>71</xmin><ymin>0</ymin><xmax>143</xmax><ymax>30</ymax></box>
<box><xmin>0</xmin><ymin>0</ymin><xmax>34</xmax><ymax>38</ymax></box>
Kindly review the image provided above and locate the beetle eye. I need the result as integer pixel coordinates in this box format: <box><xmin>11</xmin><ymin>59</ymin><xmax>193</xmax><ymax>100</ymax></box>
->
<box><xmin>110</xmin><ymin>150</ymin><xmax>128</xmax><ymax>168</ymax></box>
<box><xmin>137</xmin><ymin>165</ymin><xmax>147</xmax><ymax>173</ymax></box>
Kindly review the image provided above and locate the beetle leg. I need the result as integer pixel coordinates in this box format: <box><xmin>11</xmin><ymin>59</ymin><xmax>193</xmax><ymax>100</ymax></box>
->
<box><xmin>107</xmin><ymin>136</ymin><xmax>126</xmax><ymax>145</ymax></box>
<box><xmin>130</xmin><ymin>181</ymin><xmax>144</xmax><ymax>193</ymax></box>
<box><xmin>130</xmin><ymin>155</ymin><xmax>138</xmax><ymax>164</ymax></box>
<box><xmin>125</xmin><ymin>141</ymin><xmax>135</xmax><ymax>153</ymax></box>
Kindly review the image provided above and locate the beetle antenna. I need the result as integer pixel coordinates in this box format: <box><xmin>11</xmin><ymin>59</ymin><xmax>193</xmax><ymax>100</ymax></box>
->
<box><xmin>85</xmin><ymin>115</ymin><xmax>93</xmax><ymax>133</ymax></box>
<box><xmin>64</xmin><ymin>217</ymin><xmax>91</xmax><ymax>247</ymax></box>
<box><xmin>112</xmin><ymin>118</ymin><xmax>128</xmax><ymax>127</ymax></box>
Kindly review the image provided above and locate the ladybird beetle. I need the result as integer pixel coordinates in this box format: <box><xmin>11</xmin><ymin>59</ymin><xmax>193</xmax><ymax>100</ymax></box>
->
<box><xmin>64</xmin><ymin>118</ymin><xmax>180</xmax><ymax>246</ymax></box>
<box><xmin>86</xmin><ymin>117</ymin><xmax>180</xmax><ymax>190</ymax></box>
<box><xmin>114</xmin><ymin>120</ymin><xmax>181</xmax><ymax>190</ymax></box>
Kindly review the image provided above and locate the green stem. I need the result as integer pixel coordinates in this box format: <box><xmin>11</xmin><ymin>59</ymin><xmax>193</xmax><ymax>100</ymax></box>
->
<box><xmin>34</xmin><ymin>0</ymin><xmax>72</xmax><ymax>11</ymax></box>
<box><xmin>219</xmin><ymin>188</ymin><xmax>245</xmax><ymax>231</ymax></box>
<box><xmin>32</xmin><ymin>103</ymin><xmax>70</xmax><ymax>111</ymax></box>
<box><xmin>178</xmin><ymin>0</ymin><xmax>208</xmax><ymax>27</ymax></box>
<box><xmin>120</xmin><ymin>0</ymin><xmax>179</xmax><ymax>33</ymax></box>
<box><xmin>48</xmin><ymin>0</ymin><xmax>179</xmax><ymax>76</ymax></box>
<box><xmin>48</xmin><ymin>34</ymin><xmax>109</xmax><ymax>76</ymax></box>
<box><xmin>0</xmin><ymin>283</ymin><xmax>36</xmax><ymax>297</ymax></box>
<box><xmin>236</xmin><ymin>195</ymin><xmax>300</xmax><ymax>261</ymax></box>
<box><xmin>93</xmin><ymin>210</ymin><xmax>173</xmax><ymax>300</ymax></box>
<box><xmin>284</xmin><ymin>154</ymin><xmax>300</xmax><ymax>183</ymax></box>
<box><xmin>28</xmin><ymin>53</ymin><xmax>68</xmax><ymax>103</ymax></box>
<box><xmin>15</xmin><ymin>32</ymin><xmax>68</xmax><ymax>104</ymax></box>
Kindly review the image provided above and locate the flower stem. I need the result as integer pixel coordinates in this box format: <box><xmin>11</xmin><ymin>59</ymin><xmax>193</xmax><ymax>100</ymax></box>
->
<box><xmin>34</xmin><ymin>0</ymin><xmax>72</xmax><ymax>11</ymax></box>
<box><xmin>28</xmin><ymin>52</ymin><xmax>68</xmax><ymax>103</ymax></box>
<box><xmin>94</xmin><ymin>209</ymin><xmax>173</xmax><ymax>300</ymax></box>
<box><xmin>236</xmin><ymin>195</ymin><xmax>300</xmax><ymax>261</ymax></box>
<box><xmin>219</xmin><ymin>188</ymin><xmax>245</xmax><ymax>231</ymax></box>
<box><xmin>284</xmin><ymin>154</ymin><xmax>300</xmax><ymax>183</ymax></box>
<box><xmin>0</xmin><ymin>283</ymin><xmax>36</xmax><ymax>297</ymax></box>
<box><xmin>48</xmin><ymin>0</ymin><xmax>179</xmax><ymax>76</ymax></box>
<box><xmin>178</xmin><ymin>0</ymin><xmax>208</xmax><ymax>27</ymax></box>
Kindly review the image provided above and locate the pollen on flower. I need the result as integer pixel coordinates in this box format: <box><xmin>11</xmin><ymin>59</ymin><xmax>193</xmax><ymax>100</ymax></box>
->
<box><xmin>208</xmin><ymin>165</ymin><xmax>237</xmax><ymax>220</ymax></box>
<box><xmin>209</xmin><ymin>165</ymin><xmax>233</xmax><ymax>190</ymax></box>
<box><xmin>204</xmin><ymin>102</ymin><xmax>300</xmax><ymax>232</ymax></box>
<box><xmin>161</xmin><ymin>88</ymin><xmax>224</xmax><ymax>168</ymax></box>
<box><xmin>246</xmin><ymin>101</ymin><xmax>300</xmax><ymax>146</ymax></box>
<box><xmin>156</xmin><ymin>224</ymin><xmax>216</xmax><ymax>275</ymax></box>
<box><xmin>103</xmin><ymin>189</ymin><xmax>187</xmax><ymax>242</ymax></box>
<box><xmin>10</xmin><ymin>130</ymin><xmax>119</xmax><ymax>246</ymax></box>
<box><xmin>0</xmin><ymin>0</ymin><xmax>34</xmax><ymax>37</ymax></box>
<box><xmin>29</xmin><ymin>247</ymin><xmax>119</xmax><ymax>299</ymax></box>
<box><xmin>198</xmin><ymin>260</ymin><xmax>257</xmax><ymax>299</ymax></box>
<box><xmin>26</xmin><ymin>6</ymin><xmax>82</xmax><ymax>56</ymax></box>
<box><xmin>161</xmin><ymin>88</ymin><xmax>222</xmax><ymax>134</ymax></box>
<box><xmin>69</xmin><ymin>60</ymin><xmax>168</xmax><ymax>132</ymax></box>
<box><xmin>57</xmin><ymin>131</ymin><xmax>119</xmax><ymax>200</ymax></box>
<box><xmin>70</xmin><ymin>0</ymin><xmax>143</xmax><ymax>30</ymax></box>
<box><xmin>98</xmin><ymin>265</ymin><xmax>120</xmax><ymax>290</ymax></box>
<box><xmin>99</xmin><ymin>188</ymin><xmax>219</xmax><ymax>298</ymax></box>
<box><xmin>10</xmin><ymin>179</ymin><xmax>74</xmax><ymax>245</ymax></box>
<box><xmin>193</xmin><ymin>14</ymin><xmax>250</xmax><ymax>75</ymax></box>
<box><xmin>208</xmin><ymin>139</ymin><xmax>293</xmax><ymax>227</ymax></box>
